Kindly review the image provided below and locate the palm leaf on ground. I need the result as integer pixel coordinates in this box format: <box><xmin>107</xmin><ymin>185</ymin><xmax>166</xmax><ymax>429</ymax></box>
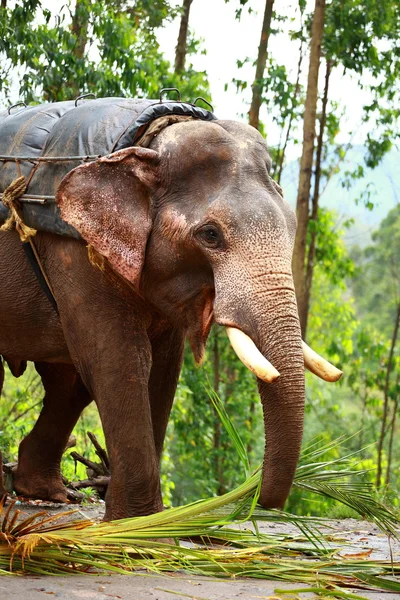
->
<box><xmin>0</xmin><ymin>390</ymin><xmax>398</xmax><ymax>600</ymax></box>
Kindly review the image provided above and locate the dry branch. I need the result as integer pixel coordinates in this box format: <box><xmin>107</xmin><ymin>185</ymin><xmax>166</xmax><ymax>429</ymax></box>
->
<box><xmin>70</xmin><ymin>452</ymin><xmax>105</xmax><ymax>476</ymax></box>
<box><xmin>66</xmin><ymin>432</ymin><xmax>110</xmax><ymax>499</ymax></box>
<box><xmin>87</xmin><ymin>432</ymin><xmax>109</xmax><ymax>470</ymax></box>
<box><xmin>69</xmin><ymin>476</ymin><xmax>110</xmax><ymax>490</ymax></box>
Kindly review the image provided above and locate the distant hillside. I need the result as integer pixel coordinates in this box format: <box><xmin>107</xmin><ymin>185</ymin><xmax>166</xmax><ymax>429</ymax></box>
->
<box><xmin>280</xmin><ymin>146</ymin><xmax>400</xmax><ymax>247</ymax></box>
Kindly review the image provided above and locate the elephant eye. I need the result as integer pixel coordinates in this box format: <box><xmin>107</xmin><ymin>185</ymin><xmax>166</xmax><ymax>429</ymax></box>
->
<box><xmin>196</xmin><ymin>224</ymin><xmax>223</xmax><ymax>249</ymax></box>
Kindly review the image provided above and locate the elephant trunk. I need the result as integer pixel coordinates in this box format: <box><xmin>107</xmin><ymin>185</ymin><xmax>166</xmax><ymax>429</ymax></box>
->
<box><xmin>256</xmin><ymin>301</ymin><xmax>305</xmax><ymax>509</ymax></box>
<box><xmin>215</xmin><ymin>272</ymin><xmax>305</xmax><ymax>510</ymax></box>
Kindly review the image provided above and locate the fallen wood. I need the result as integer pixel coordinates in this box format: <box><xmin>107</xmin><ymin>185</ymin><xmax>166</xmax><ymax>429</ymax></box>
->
<box><xmin>65</xmin><ymin>435</ymin><xmax>77</xmax><ymax>450</ymax></box>
<box><xmin>66</xmin><ymin>488</ymin><xmax>85</xmax><ymax>502</ymax></box>
<box><xmin>2</xmin><ymin>462</ymin><xmax>17</xmax><ymax>474</ymax></box>
<box><xmin>87</xmin><ymin>432</ymin><xmax>109</xmax><ymax>471</ymax></box>
<box><xmin>66</xmin><ymin>434</ymin><xmax>110</xmax><ymax>499</ymax></box>
<box><xmin>2</xmin><ymin>462</ymin><xmax>16</xmax><ymax>494</ymax></box>
<box><xmin>70</xmin><ymin>452</ymin><xmax>105</xmax><ymax>476</ymax></box>
<box><xmin>69</xmin><ymin>476</ymin><xmax>110</xmax><ymax>490</ymax></box>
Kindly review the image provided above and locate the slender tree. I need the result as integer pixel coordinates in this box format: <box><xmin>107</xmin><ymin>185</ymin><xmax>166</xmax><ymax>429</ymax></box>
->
<box><xmin>302</xmin><ymin>59</ymin><xmax>332</xmax><ymax>336</ymax></box>
<box><xmin>376</xmin><ymin>301</ymin><xmax>400</xmax><ymax>488</ymax></box>
<box><xmin>275</xmin><ymin>39</ymin><xmax>304</xmax><ymax>184</ymax></box>
<box><xmin>174</xmin><ymin>0</ymin><xmax>193</xmax><ymax>73</ymax></box>
<box><xmin>71</xmin><ymin>0</ymin><xmax>90</xmax><ymax>60</ymax></box>
<box><xmin>249</xmin><ymin>0</ymin><xmax>274</xmax><ymax>130</ymax></box>
<box><xmin>385</xmin><ymin>389</ymin><xmax>398</xmax><ymax>487</ymax></box>
<box><xmin>292</xmin><ymin>0</ymin><xmax>326</xmax><ymax>337</ymax></box>
<box><xmin>67</xmin><ymin>0</ymin><xmax>91</xmax><ymax>97</ymax></box>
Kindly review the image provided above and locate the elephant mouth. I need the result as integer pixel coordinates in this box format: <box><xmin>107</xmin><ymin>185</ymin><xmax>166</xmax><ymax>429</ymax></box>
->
<box><xmin>187</xmin><ymin>290</ymin><xmax>215</xmax><ymax>364</ymax></box>
<box><xmin>218</xmin><ymin>322</ymin><xmax>342</xmax><ymax>384</ymax></box>
<box><xmin>189</xmin><ymin>290</ymin><xmax>342</xmax><ymax>384</ymax></box>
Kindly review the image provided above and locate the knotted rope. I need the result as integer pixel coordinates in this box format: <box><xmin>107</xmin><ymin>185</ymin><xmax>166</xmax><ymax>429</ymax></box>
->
<box><xmin>0</xmin><ymin>175</ymin><xmax>37</xmax><ymax>241</ymax></box>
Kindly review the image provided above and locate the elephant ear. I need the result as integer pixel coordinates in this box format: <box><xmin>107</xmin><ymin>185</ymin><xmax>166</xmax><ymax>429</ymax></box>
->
<box><xmin>56</xmin><ymin>147</ymin><xmax>160</xmax><ymax>288</ymax></box>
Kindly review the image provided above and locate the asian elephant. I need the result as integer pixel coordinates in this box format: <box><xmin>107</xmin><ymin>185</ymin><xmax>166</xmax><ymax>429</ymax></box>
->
<box><xmin>0</xmin><ymin>101</ymin><xmax>341</xmax><ymax>519</ymax></box>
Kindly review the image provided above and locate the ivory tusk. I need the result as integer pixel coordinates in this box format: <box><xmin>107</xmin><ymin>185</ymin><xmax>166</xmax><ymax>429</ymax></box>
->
<box><xmin>226</xmin><ymin>327</ymin><xmax>280</xmax><ymax>383</ymax></box>
<box><xmin>302</xmin><ymin>341</ymin><xmax>343</xmax><ymax>382</ymax></box>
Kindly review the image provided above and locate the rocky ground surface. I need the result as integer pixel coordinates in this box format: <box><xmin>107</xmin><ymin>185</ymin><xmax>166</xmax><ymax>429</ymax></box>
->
<box><xmin>1</xmin><ymin>500</ymin><xmax>399</xmax><ymax>600</ymax></box>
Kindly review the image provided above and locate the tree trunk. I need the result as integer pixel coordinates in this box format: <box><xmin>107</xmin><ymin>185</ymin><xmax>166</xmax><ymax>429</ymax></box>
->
<box><xmin>174</xmin><ymin>0</ymin><xmax>193</xmax><ymax>73</ymax></box>
<box><xmin>385</xmin><ymin>391</ymin><xmax>398</xmax><ymax>487</ymax></box>
<box><xmin>301</xmin><ymin>59</ymin><xmax>332</xmax><ymax>337</ymax></box>
<box><xmin>248</xmin><ymin>0</ymin><xmax>274</xmax><ymax>130</ymax></box>
<box><xmin>376</xmin><ymin>301</ymin><xmax>400</xmax><ymax>488</ymax></box>
<box><xmin>1</xmin><ymin>1</ymin><xmax>7</xmax><ymax>9</ymax></box>
<box><xmin>71</xmin><ymin>0</ymin><xmax>90</xmax><ymax>60</ymax></box>
<box><xmin>62</xmin><ymin>0</ymin><xmax>90</xmax><ymax>99</ymax></box>
<box><xmin>292</xmin><ymin>0</ymin><xmax>326</xmax><ymax>336</ymax></box>
<box><xmin>275</xmin><ymin>34</ymin><xmax>304</xmax><ymax>184</ymax></box>
<box><xmin>359</xmin><ymin>384</ymin><xmax>368</xmax><ymax>451</ymax></box>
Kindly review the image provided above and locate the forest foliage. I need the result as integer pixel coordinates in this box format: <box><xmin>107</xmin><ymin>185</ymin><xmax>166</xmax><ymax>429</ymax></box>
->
<box><xmin>0</xmin><ymin>0</ymin><xmax>399</xmax><ymax>516</ymax></box>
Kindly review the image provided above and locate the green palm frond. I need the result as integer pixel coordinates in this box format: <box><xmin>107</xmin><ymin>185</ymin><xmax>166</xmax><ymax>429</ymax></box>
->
<box><xmin>206</xmin><ymin>388</ymin><xmax>399</xmax><ymax>538</ymax></box>
<box><xmin>292</xmin><ymin>439</ymin><xmax>399</xmax><ymax>536</ymax></box>
<box><xmin>206</xmin><ymin>382</ymin><xmax>251</xmax><ymax>478</ymax></box>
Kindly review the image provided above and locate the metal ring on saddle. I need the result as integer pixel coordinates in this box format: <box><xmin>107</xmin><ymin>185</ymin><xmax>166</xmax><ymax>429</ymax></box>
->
<box><xmin>192</xmin><ymin>97</ymin><xmax>214</xmax><ymax>112</ymax></box>
<box><xmin>75</xmin><ymin>93</ymin><xmax>97</xmax><ymax>107</ymax></box>
<box><xmin>159</xmin><ymin>88</ymin><xmax>181</xmax><ymax>103</ymax></box>
<box><xmin>7</xmin><ymin>102</ymin><xmax>27</xmax><ymax>115</ymax></box>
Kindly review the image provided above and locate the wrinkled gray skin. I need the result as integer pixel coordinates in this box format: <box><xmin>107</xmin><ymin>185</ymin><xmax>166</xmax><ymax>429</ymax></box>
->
<box><xmin>0</xmin><ymin>120</ymin><xmax>304</xmax><ymax>519</ymax></box>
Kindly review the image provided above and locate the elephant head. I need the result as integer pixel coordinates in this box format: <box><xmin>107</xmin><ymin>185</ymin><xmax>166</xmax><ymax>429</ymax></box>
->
<box><xmin>57</xmin><ymin>118</ymin><xmax>341</xmax><ymax>509</ymax></box>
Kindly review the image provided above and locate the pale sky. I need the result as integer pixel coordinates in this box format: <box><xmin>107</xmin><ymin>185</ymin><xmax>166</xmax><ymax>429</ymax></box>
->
<box><xmin>157</xmin><ymin>0</ymin><xmax>373</xmax><ymax>159</ymax></box>
<box><xmin>2</xmin><ymin>0</ymin><xmax>396</xmax><ymax>241</ymax></box>
<box><xmin>5</xmin><ymin>0</ymin><xmax>375</xmax><ymax>160</ymax></box>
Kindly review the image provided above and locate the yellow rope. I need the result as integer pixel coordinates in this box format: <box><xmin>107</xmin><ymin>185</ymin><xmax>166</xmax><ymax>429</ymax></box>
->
<box><xmin>87</xmin><ymin>243</ymin><xmax>106</xmax><ymax>271</ymax></box>
<box><xmin>0</xmin><ymin>175</ymin><xmax>37</xmax><ymax>242</ymax></box>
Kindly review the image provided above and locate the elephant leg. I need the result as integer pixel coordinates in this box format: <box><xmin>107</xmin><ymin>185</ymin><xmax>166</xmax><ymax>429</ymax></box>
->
<box><xmin>93</xmin><ymin>326</ymin><xmax>160</xmax><ymax>520</ymax></box>
<box><xmin>55</xmin><ymin>299</ymin><xmax>161</xmax><ymax>520</ymax></box>
<box><xmin>37</xmin><ymin>238</ymin><xmax>166</xmax><ymax>519</ymax></box>
<box><xmin>14</xmin><ymin>362</ymin><xmax>91</xmax><ymax>502</ymax></box>
<box><xmin>94</xmin><ymin>346</ymin><xmax>161</xmax><ymax>520</ymax></box>
<box><xmin>149</xmin><ymin>326</ymin><xmax>185</xmax><ymax>465</ymax></box>
<box><xmin>0</xmin><ymin>359</ymin><xmax>6</xmax><ymax>499</ymax></box>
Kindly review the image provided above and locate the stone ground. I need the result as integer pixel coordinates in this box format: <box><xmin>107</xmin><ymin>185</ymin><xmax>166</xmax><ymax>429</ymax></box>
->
<box><xmin>1</xmin><ymin>501</ymin><xmax>399</xmax><ymax>600</ymax></box>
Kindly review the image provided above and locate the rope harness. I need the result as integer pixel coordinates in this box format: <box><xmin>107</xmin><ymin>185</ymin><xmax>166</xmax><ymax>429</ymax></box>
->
<box><xmin>0</xmin><ymin>175</ymin><xmax>58</xmax><ymax>312</ymax></box>
<box><xmin>0</xmin><ymin>175</ymin><xmax>35</xmax><ymax>242</ymax></box>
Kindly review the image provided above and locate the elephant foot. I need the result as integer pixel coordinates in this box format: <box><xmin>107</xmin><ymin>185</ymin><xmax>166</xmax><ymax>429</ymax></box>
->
<box><xmin>103</xmin><ymin>495</ymin><xmax>164</xmax><ymax>521</ymax></box>
<box><xmin>13</xmin><ymin>468</ymin><xmax>68</xmax><ymax>503</ymax></box>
